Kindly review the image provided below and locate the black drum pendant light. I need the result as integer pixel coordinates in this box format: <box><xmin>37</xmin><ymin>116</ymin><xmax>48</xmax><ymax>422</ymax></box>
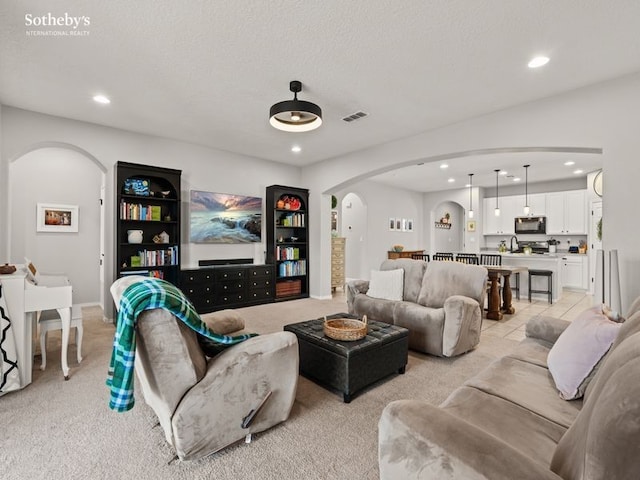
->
<box><xmin>270</xmin><ymin>80</ymin><xmax>322</xmax><ymax>132</ymax></box>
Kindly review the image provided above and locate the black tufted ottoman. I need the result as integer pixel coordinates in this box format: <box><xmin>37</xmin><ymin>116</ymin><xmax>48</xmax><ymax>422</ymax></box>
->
<box><xmin>284</xmin><ymin>314</ymin><xmax>409</xmax><ymax>403</ymax></box>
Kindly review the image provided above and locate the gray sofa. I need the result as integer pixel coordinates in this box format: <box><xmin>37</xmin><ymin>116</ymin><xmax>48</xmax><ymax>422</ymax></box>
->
<box><xmin>378</xmin><ymin>298</ymin><xmax>640</xmax><ymax>479</ymax></box>
<box><xmin>347</xmin><ymin>259</ymin><xmax>487</xmax><ymax>357</ymax></box>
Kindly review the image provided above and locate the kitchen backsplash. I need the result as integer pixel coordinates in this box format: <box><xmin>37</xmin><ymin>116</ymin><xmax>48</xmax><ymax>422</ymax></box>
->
<box><xmin>484</xmin><ymin>234</ymin><xmax>588</xmax><ymax>252</ymax></box>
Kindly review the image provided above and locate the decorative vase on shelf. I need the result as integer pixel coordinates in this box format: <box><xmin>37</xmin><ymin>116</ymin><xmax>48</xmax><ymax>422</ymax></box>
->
<box><xmin>127</xmin><ymin>230</ymin><xmax>143</xmax><ymax>244</ymax></box>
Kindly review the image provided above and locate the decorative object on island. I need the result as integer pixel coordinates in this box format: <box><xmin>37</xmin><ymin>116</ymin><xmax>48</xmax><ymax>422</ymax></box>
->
<box><xmin>266</xmin><ymin>185</ymin><xmax>309</xmax><ymax>301</ymax></box>
<box><xmin>579</xmin><ymin>240</ymin><xmax>588</xmax><ymax>254</ymax></box>
<box><xmin>523</xmin><ymin>164</ymin><xmax>531</xmax><ymax>215</ymax></box>
<box><xmin>467</xmin><ymin>173</ymin><xmax>474</xmax><ymax>218</ymax></box>
<box><xmin>36</xmin><ymin>203</ymin><xmax>79</xmax><ymax>233</ymax></box>
<box><xmin>115</xmin><ymin>161</ymin><xmax>181</xmax><ymax>286</ymax></box>
<box><xmin>548</xmin><ymin>238</ymin><xmax>559</xmax><ymax>253</ymax></box>
<box><xmin>269</xmin><ymin>80</ymin><xmax>322</xmax><ymax>132</ymax></box>
<box><xmin>189</xmin><ymin>190</ymin><xmax>261</xmax><ymax>243</ymax></box>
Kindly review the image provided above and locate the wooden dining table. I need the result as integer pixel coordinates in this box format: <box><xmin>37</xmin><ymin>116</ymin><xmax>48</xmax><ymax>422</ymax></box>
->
<box><xmin>484</xmin><ymin>265</ymin><xmax>528</xmax><ymax>321</ymax></box>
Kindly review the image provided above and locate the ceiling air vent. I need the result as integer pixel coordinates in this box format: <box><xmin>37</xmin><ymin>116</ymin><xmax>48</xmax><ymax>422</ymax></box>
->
<box><xmin>342</xmin><ymin>111</ymin><xmax>368</xmax><ymax>123</ymax></box>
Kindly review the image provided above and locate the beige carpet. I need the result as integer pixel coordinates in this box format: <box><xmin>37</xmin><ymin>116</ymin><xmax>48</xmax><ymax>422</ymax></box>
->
<box><xmin>1</xmin><ymin>297</ymin><xmax>519</xmax><ymax>480</ymax></box>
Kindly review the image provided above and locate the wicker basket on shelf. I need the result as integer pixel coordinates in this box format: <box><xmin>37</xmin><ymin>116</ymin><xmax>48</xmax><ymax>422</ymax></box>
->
<box><xmin>323</xmin><ymin>315</ymin><xmax>368</xmax><ymax>341</ymax></box>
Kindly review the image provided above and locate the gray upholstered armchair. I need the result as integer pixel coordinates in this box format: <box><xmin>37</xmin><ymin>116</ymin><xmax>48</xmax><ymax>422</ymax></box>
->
<box><xmin>110</xmin><ymin>277</ymin><xmax>299</xmax><ymax>461</ymax></box>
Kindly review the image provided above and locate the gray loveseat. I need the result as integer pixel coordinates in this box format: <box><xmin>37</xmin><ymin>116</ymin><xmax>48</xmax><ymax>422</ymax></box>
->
<box><xmin>378</xmin><ymin>298</ymin><xmax>640</xmax><ymax>479</ymax></box>
<box><xmin>347</xmin><ymin>259</ymin><xmax>488</xmax><ymax>357</ymax></box>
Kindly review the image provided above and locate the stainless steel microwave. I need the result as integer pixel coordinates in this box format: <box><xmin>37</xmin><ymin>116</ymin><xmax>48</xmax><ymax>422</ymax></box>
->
<box><xmin>514</xmin><ymin>216</ymin><xmax>546</xmax><ymax>234</ymax></box>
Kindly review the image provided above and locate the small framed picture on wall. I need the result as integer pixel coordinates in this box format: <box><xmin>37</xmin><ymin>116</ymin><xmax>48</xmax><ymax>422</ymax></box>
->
<box><xmin>395</xmin><ymin>219</ymin><xmax>402</xmax><ymax>230</ymax></box>
<box><xmin>407</xmin><ymin>219</ymin><xmax>414</xmax><ymax>232</ymax></box>
<box><xmin>467</xmin><ymin>220</ymin><xmax>476</xmax><ymax>232</ymax></box>
<box><xmin>389</xmin><ymin>217</ymin><xmax>396</xmax><ymax>231</ymax></box>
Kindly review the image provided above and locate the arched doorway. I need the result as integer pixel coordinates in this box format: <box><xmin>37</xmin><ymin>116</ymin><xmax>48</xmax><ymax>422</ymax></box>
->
<box><xmin>9</xmin><ymin>145</ymin><xmax>106</xmax><ymax>308</ymax></box>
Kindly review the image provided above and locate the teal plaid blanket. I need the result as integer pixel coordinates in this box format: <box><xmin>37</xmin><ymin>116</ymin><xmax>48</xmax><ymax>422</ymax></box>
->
<box><xmin>106</xmin><ymin>278</ymin><xmax>257</xmax><ymax>412</ymax></box>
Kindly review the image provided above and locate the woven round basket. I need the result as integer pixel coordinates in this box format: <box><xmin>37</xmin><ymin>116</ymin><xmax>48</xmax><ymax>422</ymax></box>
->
<box><xmin>323</xmin><ymin>315</ymin><xmax>368</xmax><ymax>341</ymax></box>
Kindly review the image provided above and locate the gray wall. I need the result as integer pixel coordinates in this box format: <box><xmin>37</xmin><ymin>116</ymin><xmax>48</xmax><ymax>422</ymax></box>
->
<box><xmin>9</xmin><ymin>147</ymin><xmax>103</xmax><ymax>304</ymax></box>
<box><xmin>3</xmin><ymin>73</ymin><xmax>640</xmax><ymax>313</ymax></box>
<box><xmin>0</xmin><ymin>107</ymin><xmax>301</xmax><ymax>317</ymax></box>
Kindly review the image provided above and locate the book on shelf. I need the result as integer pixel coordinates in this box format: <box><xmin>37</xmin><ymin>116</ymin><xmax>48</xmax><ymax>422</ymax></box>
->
<box><xmin>278</xmin><ymin>260</ymin><xmax>306</xmax><ymax>277</ymax></box>
<box><xmin>120</xmin><ymin>201</ymin><xmax>162</xmax><ymax>221</ymax></box>
<box><xmin>129</xmin><ymin>246</ymin><xmax>178</xmax><ymax>267</ymax></box>
<box><xmin>119</xmin><ymin>269</ymin><xmax>164</xmax><ymax>279</ymax></box>
<box><xmin>276</xmin><ymin>246</ymin><xmax>300</xmax><ymax>260</ymax></box>
<box><xmin>278</xmin><ymin>212</ymin><xmax>305</xmax><ymax>227</ymax></box>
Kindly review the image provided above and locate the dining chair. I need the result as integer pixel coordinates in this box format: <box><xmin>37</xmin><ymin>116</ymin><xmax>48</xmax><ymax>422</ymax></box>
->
<box><xmin>411</xmin><ymin>253</ymin><xmax>430</xmax><ymax>262</ymax></box>
<box><xmin>479</xmin><ymin>254</ymin><xmax>502</xmax><ymax>266</ymax></box>
<box><xmin>455</xmin><ymin>254</ymin><xmax>479</xmax><ymax>265</ymax></box>
<box><xmin>433</xmin><ymin>253</ymin><xmax>454</xmax><ymax>261</ymax></box>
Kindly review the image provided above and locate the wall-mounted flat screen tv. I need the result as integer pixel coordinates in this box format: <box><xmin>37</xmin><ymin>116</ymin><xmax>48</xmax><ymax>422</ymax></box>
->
<box><xmin>190</xmin><ymin>190</ymin><xmax>262</xmax><ymax>243</ymax></box>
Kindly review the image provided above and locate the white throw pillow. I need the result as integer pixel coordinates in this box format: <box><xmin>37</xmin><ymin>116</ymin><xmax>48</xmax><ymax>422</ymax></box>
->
<box><xmin>367</xmin><ymin>269</ymin><xmax>404</xmax><ymax>302</ymax></box>
<box><xmin>547</xmin><ymin>305</ymin><xmax>622</xmax><ymax>400</ymax></box>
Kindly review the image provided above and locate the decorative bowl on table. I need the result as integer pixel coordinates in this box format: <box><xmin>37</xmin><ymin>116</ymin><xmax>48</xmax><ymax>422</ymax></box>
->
<box><xmin>323</xmin><ymin>315</ymin><xmax>368</xmax><ymax>341</ymax></box>
<box><xmin>392</xmin><ymin>245</ymin><xmax>404</xmax><ymax>252</ymax></box>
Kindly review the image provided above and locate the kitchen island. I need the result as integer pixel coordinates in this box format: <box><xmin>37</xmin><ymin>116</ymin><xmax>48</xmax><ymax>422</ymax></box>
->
<box><xmin>497</xmin><ymin>253</ymin><xmax>563</xmax><ymax>303</ymax></box>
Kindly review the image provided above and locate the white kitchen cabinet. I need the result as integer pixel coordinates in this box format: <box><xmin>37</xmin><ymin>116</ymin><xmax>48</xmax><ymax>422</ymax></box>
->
<box><xmin>483</xmin><ymin>195</ymin><xmax>521</xmax><ymax>235</ymax></box>
<box><xmin>561</xmin><ymin>255</ymin><xmax>588</xmax><ymax>290</ymax></box>
<box><xmin>527</xmin><ymin>193</ymin><xmax>546</xmax><ymax>216</ymax></box>
<box><xmin>546</xmin><ymin>190</ymin><xmax>587</xmax><ymax>235</ymax></box>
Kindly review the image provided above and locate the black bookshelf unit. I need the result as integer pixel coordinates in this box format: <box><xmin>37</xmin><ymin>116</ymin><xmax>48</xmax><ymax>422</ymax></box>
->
<box><xmin>115</xmin><ymin>161</ymin><xmax>181</xmax><ymax>286</ymax></box>
<box><xmin>266</xmin><ymin>185</ymin><xmax>309</xmax><ymax>301</ymax></box>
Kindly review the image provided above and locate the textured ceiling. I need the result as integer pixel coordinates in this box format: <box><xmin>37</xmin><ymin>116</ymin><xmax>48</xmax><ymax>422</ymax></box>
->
<box><xmin>1</xmin><ymin>1</ymin><xmax>639</xmax><ymax>190</ymax></box>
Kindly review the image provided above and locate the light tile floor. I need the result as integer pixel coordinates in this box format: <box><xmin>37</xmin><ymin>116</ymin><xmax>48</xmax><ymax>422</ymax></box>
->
<box><xmin>482</xmin><ymin>290</ymin><xmax>594</xmax><ymax>341</ymax></box>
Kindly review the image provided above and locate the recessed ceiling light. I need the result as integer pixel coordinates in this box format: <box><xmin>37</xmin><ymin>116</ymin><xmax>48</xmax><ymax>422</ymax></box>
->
<box><xmin>291</xmin><ymin>145</ymin><xmax>301</xmax><ymax>153</ymax></box>
<box><xmin>93</xmin><ymin>94</ymin><xmax>111</xmax><ymax>104</ymax></box>
<box><xmin>499</xmin><ymin>171</ymin><xmax>508</xmax><ymax>176</ymax></box>
<box><xmin>564</xmin><ymin>161</ymin><xmax>575</xmax><ymax>166</ymax></box>
<box><xmin>513</xmin><ymin>177</ymin><xmax>521</xmax><ymax>182</ymax></box>
<box><xmin>528</xmin><ymin>56</ymin><xmax>550</xmax><ymax>68</ymax></box>
<box><xmin>440</xmin><ymin>163</ymin><xmax>448</xmax><ymax>169</ymax></box>
<box><xmin>573</xmin><ymin>169</ymin><xmax>584</xmax><ymax>174</ymax></box>
<box><xmin>447</xmin><ymin>178</ymin><xmax>455</xmax><ymax>183</ymax></box>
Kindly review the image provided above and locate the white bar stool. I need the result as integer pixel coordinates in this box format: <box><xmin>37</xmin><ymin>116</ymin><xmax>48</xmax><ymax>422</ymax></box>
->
<box><xmin>39</xmin><ymin>304</ymin><xmax>83</xmax><ymax>371</ymax></box>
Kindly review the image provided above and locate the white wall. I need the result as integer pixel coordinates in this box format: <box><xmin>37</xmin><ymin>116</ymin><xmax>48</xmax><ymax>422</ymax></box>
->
<box><xmin>4</xmin><ymin>74</ymin><xmax>640</xmax><ymax>313</ymax></box>
<box><xmin>10</xmin><ymin>147</ymin><xmax>103</xmax><ymax>304</ymax></box>
<box><xmin>341</xmin><ymin>193</ymin><xmax>366</xmax><ymax>280</ymax></box>
<box><xmin>335</xmin><ymin>180</ymin><xmax>423</xmax><ymax>279</ymax></box>
<box><xmin>304</xmin><ymin>73</ymin><xmax>640</xmax><ymax>313</ymax></box>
